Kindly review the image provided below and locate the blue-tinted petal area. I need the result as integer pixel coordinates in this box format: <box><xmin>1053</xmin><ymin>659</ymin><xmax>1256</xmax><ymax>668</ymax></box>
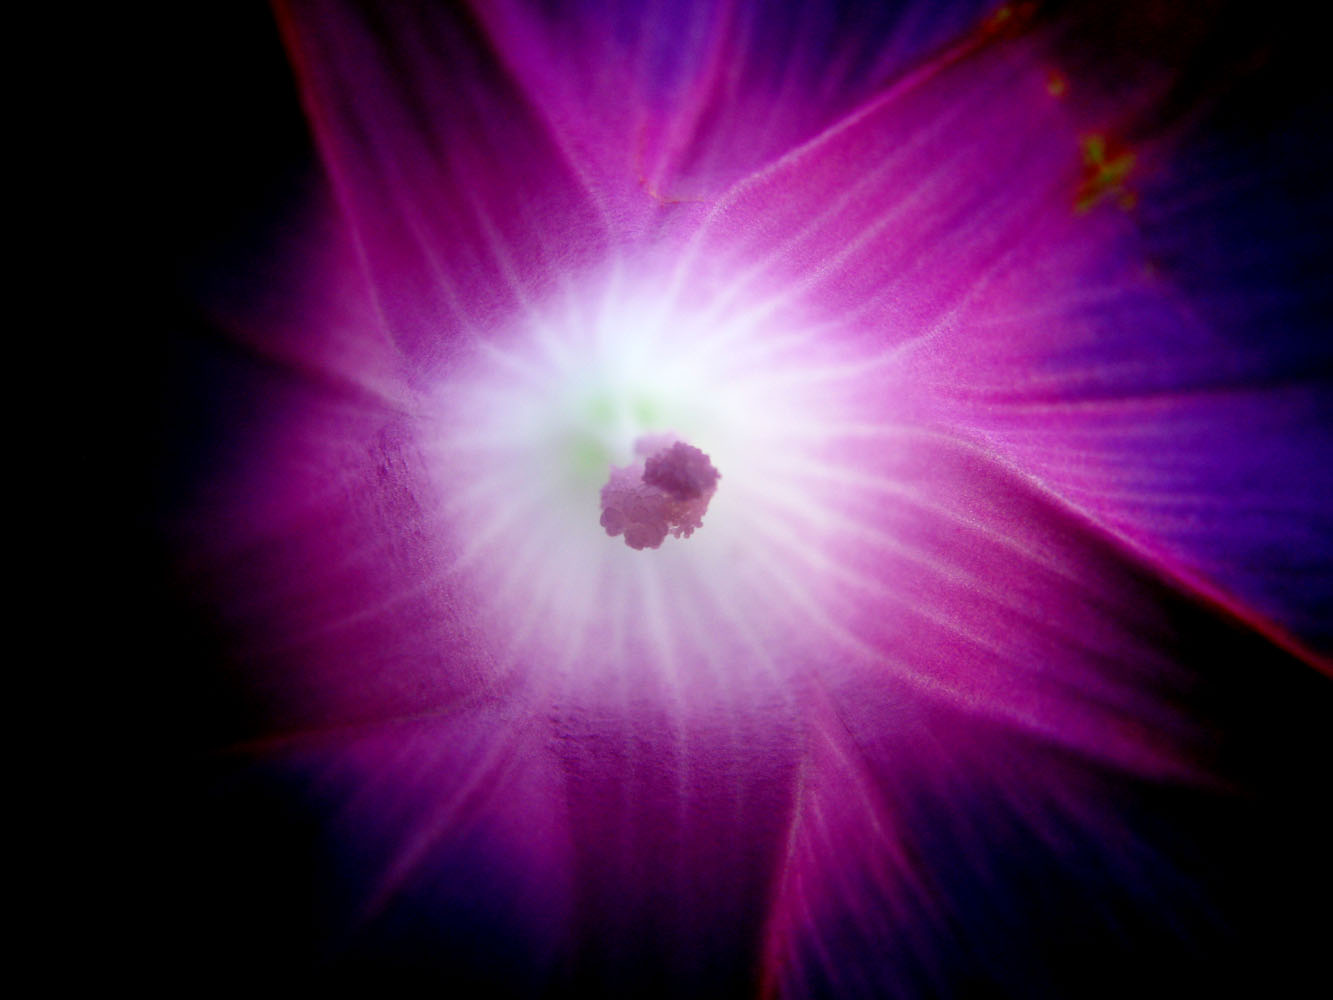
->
<box><xmin>181</xmin><ymin>701</ymin><xmax>575</xmax><ymax>993</ymax></box>
<box><xmin>900</xmin><ymin>131</ymin><xmax>1333</xmax><ymax>653</ymax></box>
<box><xmin>764</xmin><ymin>641</ymin><xmax>1333</xmax><ymax>998</ymax></box>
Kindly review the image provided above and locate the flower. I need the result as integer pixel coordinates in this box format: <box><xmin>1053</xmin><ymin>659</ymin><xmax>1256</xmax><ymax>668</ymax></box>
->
<box><xmin>162</xmin><ymin>1</ymin><xmax>1333</xmax><ymax>995</ymax></box>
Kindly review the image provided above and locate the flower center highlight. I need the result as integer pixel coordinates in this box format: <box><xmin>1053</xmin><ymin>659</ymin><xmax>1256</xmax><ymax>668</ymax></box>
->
<box><xmin>599</xmin><ymin>436</ymin><xmax>721</xmax><ymax>550</ymax></box>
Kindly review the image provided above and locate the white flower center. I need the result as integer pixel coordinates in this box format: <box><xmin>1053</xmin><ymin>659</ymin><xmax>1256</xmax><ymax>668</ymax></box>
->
<box><xmin>423</xmin><ymin>265</ymin><xmax>875</xmax><ymax>687</ymax></box>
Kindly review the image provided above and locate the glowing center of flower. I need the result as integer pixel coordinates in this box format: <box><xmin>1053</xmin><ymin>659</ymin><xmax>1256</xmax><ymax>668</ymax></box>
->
<box><xmin>599</xmin><ymin>437</ymin><xmax>721</xmax><ymax>550</ymax></box>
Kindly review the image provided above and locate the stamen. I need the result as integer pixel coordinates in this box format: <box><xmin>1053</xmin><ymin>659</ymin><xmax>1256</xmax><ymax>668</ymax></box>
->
<box><xmin>599</xmin><ymin>437</ymin><xmax>721</xmax><ymax>550</ymax></box>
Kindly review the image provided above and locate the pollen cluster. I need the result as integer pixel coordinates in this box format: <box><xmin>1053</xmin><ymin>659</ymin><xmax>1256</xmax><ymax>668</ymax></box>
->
<box><xmin>599</xmin><ymin>437</ymin><xmax>721</xmax><ymax>550</ymax></box>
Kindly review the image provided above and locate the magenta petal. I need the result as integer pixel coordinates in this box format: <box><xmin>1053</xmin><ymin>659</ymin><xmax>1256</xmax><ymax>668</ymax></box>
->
<box><xmin>175</xmin><ymin>382</ymin><xmax>495</xmax><ymax>734</ymax></box>
<box><xmin>470</xmin><ymin>0</ymin><xmax>997</xmax><ymax>228</ymax></box>
<box><xmin>799</xmin><ymin>428</ymin><xmax>1229</xmax><ymax>779</ymax></box>
<box><xmin>276</xmin><ymin>0</ymin><xmax>611</xmax><ymax>371</ymax></box>
<box><xmin>674</xmin><ymin>8</ymin><xmax>1333</xmax><ymax>652</ymax></box>
<box><xmin>190</xmin><ymin>641</ymin><xmax>805</xmax><ymax>993</ymax></box>
<box><xmin>548</xmin><ymin>670</ymin><xmax>802</xmax><ymax>992</ymax></box>
<box><xmin>678</xmin><ymin>18</ymin><xmax>1080</xmax><ymax>353</ymax></box>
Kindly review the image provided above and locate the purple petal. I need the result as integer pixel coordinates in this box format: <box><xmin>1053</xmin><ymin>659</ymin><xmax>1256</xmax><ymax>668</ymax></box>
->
<box><xmin>275</xmin><ymin>0</ymin><xmax>611</xmax><ymax>372</ymax></box>
<box><xmin>764</xmin><ymin>631</ymin><xmax>1331</xmax><ymax>997</ymax></box>
<box><xmin>470</xmin><ymin>0</ymin><xmax>997</xmax><ymax>228</ymax></box>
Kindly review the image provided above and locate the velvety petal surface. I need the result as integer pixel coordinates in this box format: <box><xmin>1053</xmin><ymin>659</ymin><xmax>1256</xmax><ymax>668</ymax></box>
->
<box><xmin>274</xmin><ymin>0</ymin><xmax>611</xmax><ymax>374</ymax></box>
<box><xmin>676</xmin><ymin>4</ymin><xmax>1333</xmax><ymax>652</ymax></box>
<box><xmin>763</xmin><ymin>628</ymin><xmax>1332</xmax><ymax>998</ymax></box>
<box><xmin>468</xmin><ymin>0</ymin><xmax>997</xmax><ymax>230</ymax></box>
<box><xmin>902</xmin><ymin>56</ymin><xmax>1333</xmax><ymax>650</ymax></box>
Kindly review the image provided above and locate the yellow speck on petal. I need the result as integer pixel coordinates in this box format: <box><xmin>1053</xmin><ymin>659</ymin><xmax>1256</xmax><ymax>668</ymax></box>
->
<box><xmin>979</xmin><ymin>3</ymin><xmax>1036</xmax><ymax>41</ymax></box>
<box><xmin>1076</xmin><ymin>133</ymin><xmax>1136</xmax><ymax>213</ymax></box>
<box><xmin>1046</xmin><ymin>70</ymin><xmax>1067</xmax><ymax>98</ymax></box>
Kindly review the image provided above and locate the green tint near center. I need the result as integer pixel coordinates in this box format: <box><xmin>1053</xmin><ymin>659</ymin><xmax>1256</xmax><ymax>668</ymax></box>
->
<box><xmin>581</xmin><ymin>389</ymin><xmax>666</xmax><ymax>433</ymax></box>
<box><xmin>633</xmin><ymin>397</ymin><xmax>661</xmax><ymax>425</ymax></box>
<box><xmin>585</xmin><ymin>392</ymin><xmax>617</xmax><ymax>427</ymax></box>
<box><xmin>569</xmin><ymin>436</ymin><xmax>612</xmax><ymax>480</ymax></box>
<box><xmin>567</xmin><ymin>388</ymin><xmax>680</xmax><ymax>485</ymax></box>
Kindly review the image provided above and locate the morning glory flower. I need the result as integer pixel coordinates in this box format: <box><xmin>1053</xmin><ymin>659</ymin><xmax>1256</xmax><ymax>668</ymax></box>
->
<box><xmin>164</xmin><ymin>1</ymin><xmax>1333</xmax><ymax>995</ymax></box>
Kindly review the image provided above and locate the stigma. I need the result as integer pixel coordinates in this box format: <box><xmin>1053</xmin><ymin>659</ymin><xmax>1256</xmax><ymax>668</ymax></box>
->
<box><xmin>599</xmin><ymin>437</ymin><xmax>721</xmax><ymax>550</ymax></box>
